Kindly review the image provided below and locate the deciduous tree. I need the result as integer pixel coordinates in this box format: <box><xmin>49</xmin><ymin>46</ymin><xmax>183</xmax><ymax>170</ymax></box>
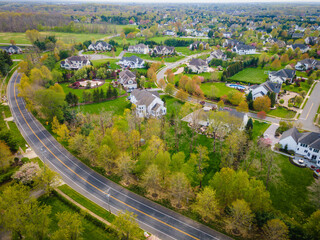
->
<box><xmin>52</xmin><ymin>211</ymin><xmax>83</xmax><ymax>240</ymax></box>
<box><xmin>262</xmin><ymin>219</ymin><xmax>289</xmax><ymax>240</ymax></box>
<box><xmin>253</xmin><ymin>96</ymin><xmax>271</xmax><ymax>112</ymax></box>
<box><xmin>113</xmin><ymin>210</ymin><xmax>141</xmax><ymax>240</ymax></box>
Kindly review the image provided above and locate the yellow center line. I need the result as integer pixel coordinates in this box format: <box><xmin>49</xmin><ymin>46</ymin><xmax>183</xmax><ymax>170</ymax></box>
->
<box><xmin>12</xmin><ymin>74</ymin><xmax>200</xmax><ymax>240</ymax></box>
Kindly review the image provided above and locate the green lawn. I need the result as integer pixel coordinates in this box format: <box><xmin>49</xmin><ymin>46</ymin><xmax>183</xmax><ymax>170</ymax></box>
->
<box><xmin>175</xmin><ymin>47</ymin><xmax>208</xmax><ymax>56</ymax></box>
<box><xmin>58</xmin><ymin>184</ymin><xmax>115</xmax><ymax>223</ymax></box>
<box><xmin>60</xmin><ymin>81</ymin><xmax>125</xmax><ymax>102</ymax></box>
<box><xmin>123</xmin><ymin>52</ymin><xmax>184</xmax><ymax>63</ymax></box>
<box><xmin>91</xmin><ymin>59</ymin><xmax>120</xmax><ymax>69</ymax></box>
<box><xmin>281</xmin><ymin>81</ymin><xmax>312</xmax><ymax>94</ymax></box>
<box><xmin>229</xmin><ymin>68</ymin><xmax>268</xmax><ymax>84</ymax></box>
<box><xmin>39</xmin><ymin>195</ymin><xmax>119</xmax><ymax>240</ymax></box>
<box><xmin>82</xmin><ymin>47</ymin><xmax>123</xmax><ymax>57</ymax></box>
<box><xmin>268</xmin><ymin>106</ymin><xmax>296</xmax><ymax>119</ymax></box>
<box><xmin>251</xmin><ymin>120</ymin><xmax>270</xmax><ymax>140</ymax></box>
<box><xmin>75</xmin><ymin>96</ymin><xmax>130</xmax><ymax>115</ymax></box>
<box><xmin>111</xmin><ymin>35</ymin><xmax>175</xmax><ymax>46</ymax></box>
<box><xmin>200</xmin><ymin>82</ymin><xmax>235</xmax><ymax>98</ymax></box>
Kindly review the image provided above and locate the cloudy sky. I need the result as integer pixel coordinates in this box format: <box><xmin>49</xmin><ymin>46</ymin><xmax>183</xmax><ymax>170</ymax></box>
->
<box><xmin>38</xmin><ymin>0</ymin><xmax>320</xmax><ymax>3</ymax></box>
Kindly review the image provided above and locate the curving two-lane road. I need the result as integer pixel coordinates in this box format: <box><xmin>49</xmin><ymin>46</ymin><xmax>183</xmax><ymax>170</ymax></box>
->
<box><xmin>7</xmin><ymin>71</ymin><xmax>232</xmax><ymax>240</ymax></box>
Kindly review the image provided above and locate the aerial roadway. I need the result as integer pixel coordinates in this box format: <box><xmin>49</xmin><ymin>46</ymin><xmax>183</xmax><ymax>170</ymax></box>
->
<box><xmin>7</xmin><ymin>71</ymin><xmax>232</xmax><ymax>240</ymax></box>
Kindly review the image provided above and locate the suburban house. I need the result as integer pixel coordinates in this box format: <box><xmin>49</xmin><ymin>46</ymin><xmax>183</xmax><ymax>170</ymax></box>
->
<box><xmin>118</xmin><ymin>55</ymin><xmax>145</xmax><ymax>69</ymax></box>
<box><xmin>152</xmin><ymin>46</ymin><xmax>175</xmax><ymax>55</ymax></box>
<box><xmin>60</xmin><ymin>56</ymin><xmax>91</xmax><ymax>70</ymax></box>
<box><xmin>233</xmin><ymin>44</ymin><xmax>256</xmax><ymax>55</ymax></box>
<box><xmin>189</xmin><ymin>41</ymin><xmax>208</xmax><ymax>50</ymax></box>
<box><xmin>88</xmin><ymin>41</ymin><xmax>112</xmax><ymax>51</ymax></box>
<box><xmin>279</xmin><ymin>127</ymin><xmax>320</xmax><ymax>167</ymax></box>
<box><xmin>130</xmin><ymin>89</ymin><xmax>166</xmax><ymax>118</ymax></box>
<box><xmin>207</xmin><ymin>49</ymin><xmax>227</xmax><ymax>62</ymax></box>
<box><xmin>264</xmin><ymin>38</ymin><xmax>286</xmax><ymax>48</ymax></box>
<box><xmin>188</xmin><ymin>58</ymin><xmax>209</xmax><ymax>73</ymax></box>
<box><xmin>249</xmin><ymin>81</ymin><xmax>282</xmax><ymax>100</ymax></box>
<box><xmin>127</xmin><ymin>44</ymin><xmax>149</xmax><ymax>54</ymax></box>
<box><xmin>292</xmin><ymin>33</ymin><xmax>304</xmax><ymax>39</ymax></box>
<box><xmin>163</xmin><ymin>30</ymin><xmax>175</xmax><ymax>36</ymax></box>
<box><xmin>295</xmin><ymin>58</ymin><xmax>320</xmax><ymax>71</ymax></box>
<box><xmin>222</xmin><ymin>32</ymin><xmax>232</xmax><ymax>38</ymax></box>
<box><xmin>305</xmin><ymin>36</ymin><xmax>319</xmax><ymax>45</ymax></box>
<box><xmin>288</xmin><ymin>44</ymin><xmax>310</xmax><ymax>53</ymax></box>
<box><xmin>191</xmin><ymin>31</ymin><xmax>207</xmax><ymax>37</ymax></box>
<box><xmin>222</xmin><ymin>39</ymin><xmax>243</xmax><ymax>48</ymax></box>
<box><xmin>269</xmin><ymin>69</ymin><xmax>296</xmax><ymax>84</ymax></box>
<box><xmin>0</xmin><ymin>45</ymin><xmax>22</xmax><ymax>54</ymax></box>
<box><xmin>118</xmin><ymin>69</ymin><xmax>137</xmax><ymax>92</ymax></box>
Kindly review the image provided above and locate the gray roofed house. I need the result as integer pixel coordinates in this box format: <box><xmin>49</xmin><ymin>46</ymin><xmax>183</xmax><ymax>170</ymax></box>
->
<box><xmin>0</xmin><ymin>45</ymin><xmax>22</xmax><ymax>54</ymax></box>
<box><xmin>305</xmin><ymin>36</ymin><xmax>319</xmax><ymax>45</ymax></box>
<box><xmin>188</xmin><ymin>58</ymin><xmax>209</xmax><ymax>73</ymax></box>
<box><xmin>118</xmin><ymin>55</ymin><xmax>145</xmax><ymax>69</ymax></box>
<box><xmin>88</xmin><ymin>41</ymin><xmax>112</xmax><ymax>51</ymax></box>
<box><xmin>295</xmin><ymin>58</ymin><xmax>320</xmax><ymax>71</ymax></box>
<box><xmin>207</xmin><ymin>49</ymin><xmax>227</xmax><ymax>62</ymax></box>
<box><xmin>223</xmin><ymin>39</ymin><xmax>244</xmax><ymax>48</ymax></box>
<box><xmin>233</xmin><ymin>44</ymin><xmax>256</xmax><ymax>55</ymax></box>
<box><xmin>60</xmin><ymin>56</ymin><xmax>91</xmax><ymax>70</ymax></box>
<box><xmin>292</xmin><ymin>33</ymin><xmax>304</xmax><ymax>39</ymax></box>
<box><xmin>189</xmin><ymin>41</ymin><xmax>208</xmax><ymax>50</ymax></box>
<box><xmin>130</xmin><ymin>89</ymin><xmax>166</xmax><ymax>118</ymax></box>
<box><xmin>127</xmin><ymin>44</ymin><xmax>149</xmax><ymax>54</ymax></box>
<box><xmin>265</xmin><ymin>38</ymin><xmax>286</xmax><ymax>48</ymax></box>
<box><xmin>289</xmin><ymin>44</ymin><xmax>309</xmax><ymax>53</ymax></box>
<box><xmin>153</xmin><ymin>46</ymin><xmax>175</xmax><ymax>55</ymax></box>
<box><xmin>250</xmin><ymin>81</ymin><xmax>281</xmax><ymax>100</ymax></box>
<box><xmin>279</xmin><ymin>128</ymin><xmax>320</xmax><ymax>167</ymax></box>
<box><xmin>118</xmin><ymin>70</ymin><xmax>137</xmax><ymax>92</ymax></box>
<box><xmin>269</xmin><ymin>69</ymin><xmax>296</xmax><ymax>84</ymax></box>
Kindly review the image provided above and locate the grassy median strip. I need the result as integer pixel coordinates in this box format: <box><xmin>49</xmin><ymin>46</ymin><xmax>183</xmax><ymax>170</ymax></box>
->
<box><xmin>58</xmin><ymin>184</ymin><xmax>115</xmax><ymax>223</ymax></box>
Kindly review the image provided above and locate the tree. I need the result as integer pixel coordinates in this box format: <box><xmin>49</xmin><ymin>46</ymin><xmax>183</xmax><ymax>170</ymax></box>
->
<box><xmin>192</xmin><ymin>145</ymin><xmax>209</xmax><ymax>188</ymax></box>
<box><xmin>12</xmin><ymin>162</ymin><xmax>41</xmax><ymax>184</ymax></box>
<box><xmin>56</xmin><ymin>124</ymin><xmax>70</xmax><ymax>142</ymax></box>
<box><xmin>0</xmin><ymin>184</ymin><xmax>51</xmax><ymax>240</ymax></box>
<box><xmin>236</xmin><ymin>101</ymin><xmax>249</xmax><ymax>112</ymax></box>
<box><xmin>271</xmin><ymin>59</ymin><xmax>281</xmax><ymax>69</ymax></box>
<box><xmin>280</xmin><ymin>54</ymin><xmax>289</xmax><ymax>65</ymax></box>
<box><xmin>0</xmin><ymin>140</ymin><xmax>12</xmax><ymax>172</ymax></box>
<box><xmin>207</xmin><ymin>85</ymin><xmax>219</xmax><ymax>100</ymax></box>
<box><xmin>257</xmin><ymin>111</ymin><xmax>267</xmax><ymax>119</ymax></box>
<box><xmin>226</xmin><ymin>199</ymin><xmax>254</xmax><ymax>237</ymax></box>
<box><xmin>304</xmin><ymin>210</ymin><xmax>320</xmax><ymax>240</ymax></box>
<box><xmin>262</xmin><ymin>219</ymin><xmax>289</xmax><ymax>240</ymax></box>
<box><xmin>192</xmin><ymin>187</ymin><xmax>220</xmax><ymax>222</ymax></box>
<box><xmin>113</xmin><ymin>210</ymin><xmax>141</xmax><ymax>240</ymax></box>
<box><xmin>169</xmin><ymin>172</ymin><xmax>191</xmax><ymax>208</ymax></box>
<box><xmin>253</xmin><ymin>96</ymin><xmax>271</xmax><ymax>112</ymax></box>
<box><xmin>295</xmin><ymin>95</ymin><xmax>303</xmax><ymax>106</ymax></box>
<box><xmin>207</xmin><ymin>111</ymin><xmax>228</xmax><ymax>152</ymax></box>
<box><xmin>34</xmin><ymin>165</ymin><xmax>58</xmax><ymax>196</ymax></box>
<box><xmin>176</xmin><ymin>89</ymin><xmax>189</xmax><ymax>101</ymax></box>
<box><xmin>308</xmin><ymin>178</ymin><xmax>320</xmax><ymax>208</ymax></box>
<box><xmin>227</xmin><ymin>90</ymin><xmax>245</xmax><ymax>106</ymax></box>
<box><xmin>141</xmin><ymin>164</ymin><xmax>161</xmax><ymax>197</ymax></box>
<box><xmin>270</xmin><ymin>43</ymin><xmax>279</xmax><ymax>53</ymax></box>
<box><xmin>26</xmin><ymin>29</ymin><xmax>40</xmax><ymax>43</ymax></box>
<box><xmin>165</xmin><ymin>82</ymin><xmax>175</xmax><ymax>95</ymax></box>
<box><xmin>52</xmin><ymin>211</ymin><xmax>83</xmax><ymax>240</ymax></box>
<box><xmin>117</xmin><ymin>153</ymin><xmax>135</xmax><ymax>185</ymax></box>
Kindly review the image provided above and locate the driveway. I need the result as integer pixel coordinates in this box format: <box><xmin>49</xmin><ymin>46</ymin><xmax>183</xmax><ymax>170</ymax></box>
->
<box><xmin>263</xmin><ymin>123</ymin><xmax>280</xmax><ymax>149</ymax></box>
<box><xmin>297</xmin><ymin>81</ymin><xmax>320</xmax><ymax>132</ymax></box>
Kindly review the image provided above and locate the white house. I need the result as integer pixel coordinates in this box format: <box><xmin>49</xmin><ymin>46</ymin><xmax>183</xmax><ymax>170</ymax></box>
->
<box><xmin>207</xmin><ymin>49</ymin><xmax>227</xmax><ymax>62</ymax></box>
<box><xmin>305</xmin><ymin>36</ymin><xmax>319</xmax><ymax>45</ymax></box>
<box><xmin>188</xmin><ymin>58</ymin><xmax>209</xmax><ymax>73</ymax></box>
<box><xmin>279</xmin><ymin>127</ymin><xmax>320</xmax><ymax>167</ymax></box>
<box><xmin>222</xmin><ymin>32</ymin><xmax>232</xmax><ymax>38</ymax></box>
<box><xmin>88</xmin><ymin>41</ymin><xmax>112</xmax><ymax>51</ymax></box>
<box><xmin>163</xmin><ymin>30</ymin><xmax>175</xmax><ymax>36</ymax></box>
<box><xmin>223</xmin><ymin>39</ymin><xmax>243</xmax><ymax>48</ymax></box>
<box><xmin>189</xmin><ymin>41</ymin><xmax>208</xmax><ymax>50</ymax></box>
<box><xmin>118</xmin><ymin>55</ymin><xmax>145</xmax><ymax>69</ymax></box>
<box><xmin>269</xmin><ymin>69</ymin><xmax>296</xmax><ymax>84</ymax></box>
<box><xmin>128</xmin><ymin>44</ymin><xmax>149</xmax><ymax>54</ymax></box>
<box><xmin>249</xmin><ymin>81</ymin><xmax>281</xmax><ymax>100</ymax></box>
<box><xmin>152</xmin><ymin>46</ymin><xmax>175</xmax><ymax>55</ymax></box>
<box><xmin>0</xmin><ymin>45</ymin><xmax>23</xmax><ymax>54</ymax></box>
<box><xmin>264</xmin><ymin>38</ymin><xmax>286</xmax><ymax>48</ymax></box>
<box><xmin>295</xmin><ymin>58</ymin><xmax>320</xmax><ymax>71</ymax></box>
<box><xmin>118</xmin><ymin>70</ymin><xmax>137</xmax><ymax>92</ymax></box>
<box><xmin>130</xmin><ymin>89</ymin><xmax>166</xmax><ymax>118</ymax></box>
<box><xmin>233</xmin><ymin>44</ymin><xmax>256</xmax><ymax>55</ymax></box>
<box><xmin>60</xmin><ymin>56</ymin><xmax>91</xmax><ymax>70</ymax></box>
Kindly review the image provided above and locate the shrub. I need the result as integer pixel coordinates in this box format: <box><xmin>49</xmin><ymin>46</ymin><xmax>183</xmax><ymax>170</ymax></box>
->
<box><xmin>288</xmin><ymin>103</ymin><xmax>293</xmax><ymax>107</ymax></box>
<box><xmin>279</xmin><ymin>99</ymin><xmax>284</xmax><ymax>104</ymax></box>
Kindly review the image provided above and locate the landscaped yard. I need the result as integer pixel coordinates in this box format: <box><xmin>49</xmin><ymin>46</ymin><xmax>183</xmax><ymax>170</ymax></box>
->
<box><xmin>75</xmin><ymin>96</ymin><xmax>130</xmax><ymax>115</ymax></box>
<box><xmin>229</xmin><ymin>68</ymin><xmax>268</xmax><ymax>84</ymax></box>
<box><xmin>175</xmin><ymin>47</ymin><xmax>209</xmax><ymax>56</ymax></box>
<box><xmin>268</xmin><ymin>106</ymin><xmax>296</xmax><ymax>119</ymax></box>
<box><xmin>91</xmin><ymin>59</ymin><xmax>120</xmax><ymax>69</ymax></box>
<box><xmin>281</xmin><ymin>81</ymin><xmax>312</xmax><ymax>94</ymax></box>
<box><xmin>251</xmin><ymin>120</ymin><xmax>270</xmax><ymax>140</ymax></box>
<box><xmin>200</xmin><ymin>82</ymin><xmax>235</xmax><ymax>98</ymax></box>
<box><xmin>123</xmin><ymin>52</ymin><xmax>185</xmax><ymax>63</ymax></box>
<box><xmin>82</xmin><ymin>47</ymin><xmax>123</xmax><ymax>57</ymax></box>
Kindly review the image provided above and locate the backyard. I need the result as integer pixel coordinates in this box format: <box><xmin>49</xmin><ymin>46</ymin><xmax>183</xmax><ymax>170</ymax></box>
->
<box><xmin>123</xmin><ymin>52</ymin><xmax>185</xmax><ymax>63</ymax></box>
<box><xmin>268</xmin><ymin>106</ymin><xmax>296</xmax><ymax>118</ymax></box>
<box><xmin>281</xmin><ymin>81</ymin><xmax>312</xmax><ymax>94</ymax></box>
<box><xmin>91</xmin><ymin>59</ymin><xmax>120</xmax><ymax>69</ymax></box>
<box><xmin>200</xmin><ymin>82</ymin><xmax>234</xmax><ymax>98</ymax></box>
<box><xmin>229</xmin><ymin>68</ymin><xmax>268</xmax><ymax>84</ymax></box>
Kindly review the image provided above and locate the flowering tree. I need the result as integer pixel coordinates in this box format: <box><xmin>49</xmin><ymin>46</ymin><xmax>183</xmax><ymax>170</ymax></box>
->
<box><xmin>12</xmin><ymin>162</ymin><xmax>41</xmax><ymax>184</ymax></box>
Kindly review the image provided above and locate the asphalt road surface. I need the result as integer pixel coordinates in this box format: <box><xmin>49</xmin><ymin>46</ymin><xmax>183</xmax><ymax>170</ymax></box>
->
<box><xmin>7</xmin><ymin>71</ymin><xmax>232</xmax><ymax>240</ymax></box>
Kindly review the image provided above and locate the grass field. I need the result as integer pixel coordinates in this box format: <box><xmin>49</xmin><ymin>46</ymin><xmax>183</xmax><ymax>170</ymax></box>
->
<box><xmin>174</xmin><ymin>47</ymin><xmax>209</xmax><ymax>56</ymax></box>
<box><xmin>252</xmin><ymin>120</ymin><xmax>270</xmax><ymax>140</ymax></box>
<box><xmin>111</xmin><ymin>36</ymin><xmax>175</xmax><ymax>46</ymax></box>
<box><xmin>123</xmin><ymin>52</ymin><xmax>184</xmax><ymax>63</ymax></box>
<box><xmin>75</xmin><ymin>96</ymin><xmax>130</xmax><ymax>115</ymax></box>
<box><xmin>229</xmin><ymin>68</ymin><xmax>268</xmax><ymax>84</ymax></box>
<box><xmin>60</xmin><ymin>81</ymin><xmax>125</xmax><ymax>102</ymax></box>
<box><xmin>39</xmin><ymin>195</ymin><xmax>119</xmax><ymax>240</ymax></box>
<box><xmin>281</xmin><ymin>81</ymin><xmax>312</xmax><ymax>94</ymax></box>
<box><xmin>91</xmin><ymin>59</ymin><xmax>120</xmax><ymax>69</ymax></box>
<box><xmin>82</xmin><ymin>47</ymin><xmax>123</xmax><ymax>57</ymax></box>
<box><xmin>200</xmin><ymin>82</ymin><xmax>235</xmax><ymax>98</ymax></box>
<box><xmin>268</xmin><ymin>106</ymin><xmax>296</xmax><ymax>119</ymax></box>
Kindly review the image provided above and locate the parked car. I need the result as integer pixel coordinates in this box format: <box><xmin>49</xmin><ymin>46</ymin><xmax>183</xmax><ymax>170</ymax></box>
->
<box><xmin>200</xmin><ymin>101</ymin><xmax>205</xmax><ymax>105</ymax></box>
<box><xmin>298</xmin><ymin>159</ymin><xmax>304</xmax><ymax>164</ymax></box>
<box><xmin>316</xmin><ymin>169</ymin><xmax>320</xmax><ymax>173</ymax></box>
<box><xmin>311</xmin><ymin>165</ymin><xmax>316</xmax><ymax>169</ymax></box>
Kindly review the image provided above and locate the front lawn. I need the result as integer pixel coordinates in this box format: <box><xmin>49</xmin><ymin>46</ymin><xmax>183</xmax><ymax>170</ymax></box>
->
<box><xmin>200</xmin><ymin>82</ymin><xmax>234</xmax><ymax>98</ymax></box>
<box><xmin>251</xmin><ymin>120</ymin><xmax>270</xmax><ymax>140</ymax></box>
<box><xmin>91</xmin><ymin>59</ymin><xmax>120</xmax><ymax>69</ymax></box>
<box><xmin>281</xmin><ymin>81</ymin><xmax>312</xmax><ymax>94</ymax></box>
<box><xmin>123</xmin><ymin>52</ymin><xmax>184</xmax><ymax>63</ymax></box>
<box><xmin>268</xmin><ymin>106</ymin><xmax>296</xmax><ymax>119</ymax></box>
<box><xmin>175</xmin><ymin>47</ymin><xmax>208</xmax><ymax>56</ymax></box>
<box><xmin>229</xmin><ymin>68</ymin><xmax>268</xmax><ymax>84</ymax></box>
<box><xmin>82</xmin><ymin>47</ymin><xmax>123</xmax><ymax>57</ymax></box>
<box><xmin>75</xmin><ymin>96</ymin><xmax>130</xmax><ymax>115</ymax></box>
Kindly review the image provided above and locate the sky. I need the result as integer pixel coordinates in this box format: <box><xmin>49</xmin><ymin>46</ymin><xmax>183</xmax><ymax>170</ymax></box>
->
<box><xmin>12</xmin><ymin>0</ymin><xmax>320</xmax><ymax>3</ymax></box>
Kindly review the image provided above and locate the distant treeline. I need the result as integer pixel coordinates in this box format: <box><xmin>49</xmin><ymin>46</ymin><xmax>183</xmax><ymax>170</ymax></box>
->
<box><xmin>0</xmin><ymin>12</ymin><xmax>68</xmax><ymax>32</ymax></box>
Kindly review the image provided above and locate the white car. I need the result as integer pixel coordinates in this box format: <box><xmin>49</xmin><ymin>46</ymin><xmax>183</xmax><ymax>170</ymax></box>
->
<box><xmin>298</xmin><ymin>159</ymin><xmax>305</xmax><ymax>165</ymax></box>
